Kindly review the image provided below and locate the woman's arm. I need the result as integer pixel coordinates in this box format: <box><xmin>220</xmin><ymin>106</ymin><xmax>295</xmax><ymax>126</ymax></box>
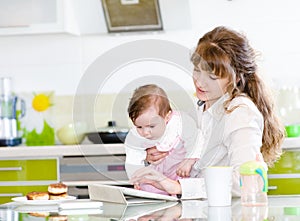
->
<box><xmin>129</xmin><ymin>166</ymin><xmax>181</xmax><ymax>195</ymax></box>
<box><xmin>224</xmin><ymin>97</ymin><xmax>264</xmax><ymax>196</ymax></box>
<box><xmin>129</xmin><ymin>166</ymin><xmax>207</xmax><ymax>199</ymax></box>
<box><xmin>180</xmin><ymin>112</ymin><xmax>203</xmax><ymax>159</ymax></box>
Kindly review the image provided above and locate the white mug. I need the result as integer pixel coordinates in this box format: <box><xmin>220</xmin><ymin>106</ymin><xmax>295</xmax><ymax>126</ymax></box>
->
<box><xmin>204</xmin><ymin>166</ymin><xmax>233</xmax><ymax>207</ymax></box>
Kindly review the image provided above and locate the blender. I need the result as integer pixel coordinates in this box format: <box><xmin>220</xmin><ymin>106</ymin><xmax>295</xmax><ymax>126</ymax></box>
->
<box><xmin>0</xmin><ymin>77</ymin><xmax>25</xmax><ymax>146</ymax></box>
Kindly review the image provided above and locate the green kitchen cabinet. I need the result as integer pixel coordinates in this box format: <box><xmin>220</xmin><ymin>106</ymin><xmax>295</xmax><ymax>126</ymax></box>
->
<box><xmin>268</xmin><ymin>151</ymin><xmax>300</xmax><ymax>195</ymax></box>
<box><xmin>0</xmin><ymin>158</ymin><xmax>59</xmax><ymax>204</ymax></box>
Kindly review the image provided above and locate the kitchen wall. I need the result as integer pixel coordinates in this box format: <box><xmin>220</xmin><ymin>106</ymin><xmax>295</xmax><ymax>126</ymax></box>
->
<box><xmin>0</xmin><ymin>0</ymin><xmax>300</xmax><ymax>133</ymax></box>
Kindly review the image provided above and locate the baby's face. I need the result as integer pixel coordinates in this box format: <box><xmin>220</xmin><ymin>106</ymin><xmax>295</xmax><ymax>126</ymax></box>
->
<box><xmin>134</xmin><ymin>106</ymin><xmax>167</xmax><ymax>140</ymax></box>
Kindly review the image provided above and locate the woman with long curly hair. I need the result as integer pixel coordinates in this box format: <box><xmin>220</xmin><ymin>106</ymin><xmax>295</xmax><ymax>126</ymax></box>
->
<box><xmin>130</xmin><ymin>26</ymin><xmax>285</xmax><ymax>198</ymax></box>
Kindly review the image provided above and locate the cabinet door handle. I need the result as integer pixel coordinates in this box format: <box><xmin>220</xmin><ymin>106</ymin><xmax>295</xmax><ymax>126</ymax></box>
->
<box><xmin>268</xmin><ymin>186</ymin><xmax>278</xmax><ymax>190</ymax></box>
<box><xmin>268</xmin><ymin>173</ymin><xmax>300</xmax><ymax>179</ymax></box>
<box><xmin>0</xmin><ymin>167</ymin><xmax>22</xmax><ymax>171</ymax></box>
<box><xmin>0</xmin><ymin>193</ymin><xmax>23</xmax><ymax>197</ymax></box>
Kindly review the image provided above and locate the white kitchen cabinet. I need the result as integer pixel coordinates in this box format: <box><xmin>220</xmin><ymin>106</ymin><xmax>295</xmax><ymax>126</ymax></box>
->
<box><xmin>0</xmin><ymin>0</ymin><xmax>79</xmax><ymax>36</ymax></box>
<box><xmin>0</xmin><ymin>0</ymin><xmax>192</xmax><ymax>36</ymax></box>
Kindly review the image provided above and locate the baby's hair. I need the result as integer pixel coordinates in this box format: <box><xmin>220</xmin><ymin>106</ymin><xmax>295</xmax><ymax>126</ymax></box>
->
<box><xmin>128</xmin><ymin>84</ymin><xmax>172</xmax><ymax>123</ymax></box>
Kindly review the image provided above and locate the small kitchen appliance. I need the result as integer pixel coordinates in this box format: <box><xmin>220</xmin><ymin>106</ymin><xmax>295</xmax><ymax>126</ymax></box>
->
<box><xmin>0</xmin><ymin>77</ymin><xmax>25</xmax><ymax>146</ymax></box>
<box><xmin>239</xmin><ymin>160</ymin><xmax>268</xmax><ymax>206</ymax></box>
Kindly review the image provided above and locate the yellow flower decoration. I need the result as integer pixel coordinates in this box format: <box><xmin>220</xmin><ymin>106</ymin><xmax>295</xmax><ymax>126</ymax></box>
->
<box><xmin>32</xmin><ymin>93</ymin><xmax>51</xmax><ymax>112</ymax></box>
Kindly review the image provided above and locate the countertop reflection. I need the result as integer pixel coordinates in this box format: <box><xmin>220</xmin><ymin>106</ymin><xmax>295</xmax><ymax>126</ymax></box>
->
<box><xmin>0</xmin><ymin>196</ymin><xmax>300</xmax><ymax>220</ymax></box>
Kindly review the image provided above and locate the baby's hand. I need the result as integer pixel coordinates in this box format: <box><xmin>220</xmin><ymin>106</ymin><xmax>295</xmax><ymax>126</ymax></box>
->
<box><xmin>176</xmin><ymin>158</ymin><xmax>197</xmax><ymax>178</ymax></box>
<box><xmin>133</xmin><ymin>183</ymin><xmax>141</xmax><ymax>190</ymax></box>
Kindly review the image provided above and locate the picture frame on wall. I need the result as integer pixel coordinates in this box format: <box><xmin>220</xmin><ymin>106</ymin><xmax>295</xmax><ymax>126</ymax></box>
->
<box><xmin>101</xmin><ymin>0</ymin><xmax>163</xmax><ymax>32</ymax></box>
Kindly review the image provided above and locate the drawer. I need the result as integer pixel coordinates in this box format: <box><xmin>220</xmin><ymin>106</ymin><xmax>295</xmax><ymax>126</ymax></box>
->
<box><xmin>268</xmin><ymin>151</ymin><xmax>300</xmax><ymax>174</ymax></box>
<box><xmin>268</xmin><ymin>177</ymin><xmax>300</xmax><ymax>195</ymax></box>
<box><xmin>60</xmin><ymin>156</ymin><xmax>128</xmax><ymax>182</ymax></box>
<box><xmin>0</xmin><ymin>158</ymin><xmax>58</xmax><ymax>181</ymax></box>
<box><xmin>0</xmin><ymin>185</ymin><xmax>49</xmax><ymax>204</ymax></box>
<box><xmin>268</xmin><ymin>151</ymin><xmax>300</xmax><ymax>195</ymax></box>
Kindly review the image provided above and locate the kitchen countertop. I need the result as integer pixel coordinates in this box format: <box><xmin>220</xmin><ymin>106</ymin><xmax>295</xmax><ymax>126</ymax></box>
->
<box><xmin>0</xmin><ymin>196</ymin><xmax>300</xmax><ymax>220</ymax></box>
<box><xmin>0</xmin><ymin>137</ymin><xmax>299</xmax><ymax>159</ymax></box>
<box><xmin>282</xmin><ymin>137</ymin><xmax>300</xmax><ymax>149</ymax></box>
<box><xmin>0</xmin><ymin>143</ymin><xmax>125</xmax><ymax>159</ymax></box>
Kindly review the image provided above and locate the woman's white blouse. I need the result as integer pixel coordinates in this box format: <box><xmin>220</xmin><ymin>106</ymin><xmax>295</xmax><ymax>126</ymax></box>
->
<box><xmin>179</xmin><ymin>94</ymin><xmax>264</xmax><ymax>199</ymax></box>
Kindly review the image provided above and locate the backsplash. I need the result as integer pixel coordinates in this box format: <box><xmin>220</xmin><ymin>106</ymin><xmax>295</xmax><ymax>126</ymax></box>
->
<box><xmin>17</xmin><ymin>86</ymin><xmax>298</xmax><ymax>145</ymax></box>
<box><xmin>26</xmin><ymin>91</ymin><xmax>196</xmax><ymax>145</ymax></box>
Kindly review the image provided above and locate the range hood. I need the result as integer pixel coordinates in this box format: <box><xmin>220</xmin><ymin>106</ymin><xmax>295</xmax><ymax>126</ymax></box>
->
<box><xmin>102</xmin><ymin>0</ymin><xmax>163</xmax><ymax>32</ymax></box>
<box><xmin>71</xmin><ymin>0</ymin><xmax>192</xmax><ymax>34</ymax></box>
<box><xmin>0</xmin><ymin>0</ymin><xmax>191</xmax><ymax>35</ymax></box>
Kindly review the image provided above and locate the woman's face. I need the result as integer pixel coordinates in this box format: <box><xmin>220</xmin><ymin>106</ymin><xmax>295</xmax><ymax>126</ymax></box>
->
<box><xmin>193</xmin><ymin>65</ymin><xmax>229</xmax><ymax>109</ymax></box>
<box><xmin>134</xmin><ymin>106</ymin><xmax>168</xmax><ymax>140</ymax></box>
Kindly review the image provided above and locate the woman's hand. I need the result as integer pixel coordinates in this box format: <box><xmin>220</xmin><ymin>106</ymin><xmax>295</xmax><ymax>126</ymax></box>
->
<box><xmin>146</xmin><ymin>146</ymin><xmax>169</xmax><ymax>165</ymax></box>
<box><xmin>129</xmin><ymin>166</ymin><xmax>182</xmax><ymax>195</ymax></box>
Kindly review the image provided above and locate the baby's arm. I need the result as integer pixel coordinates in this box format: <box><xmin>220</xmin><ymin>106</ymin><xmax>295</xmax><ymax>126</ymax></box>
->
<box><xmin>124</xmin><ymin>129</ymin><xmax>148</xmax><ymax>178</ymax></box>
<box><xmin>125</xmin><ymin>145</ymin><xmax>147</xmax><ymax>178</ymax></box>
<box><xmin>176</xmin><ymin>158</ymin><xmax>197</xmax><ymax>178</ymax></box>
